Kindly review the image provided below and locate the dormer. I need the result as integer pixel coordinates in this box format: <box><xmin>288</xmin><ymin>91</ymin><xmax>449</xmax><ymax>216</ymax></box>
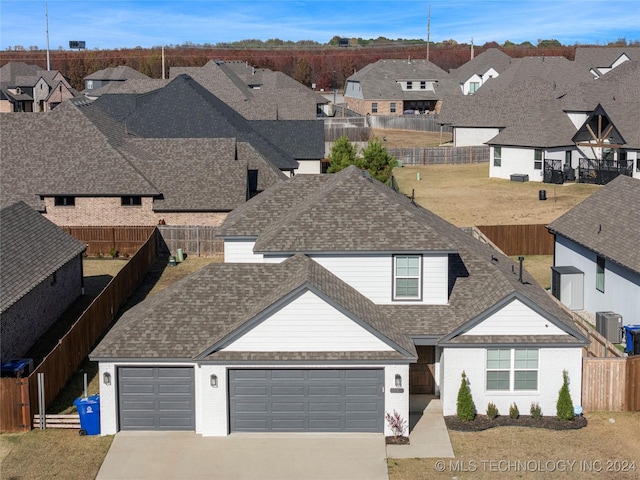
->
<box><xmin>397</xmin><ymin>79</ymin><xmax>437</xmax><ymax>92</ymax></box>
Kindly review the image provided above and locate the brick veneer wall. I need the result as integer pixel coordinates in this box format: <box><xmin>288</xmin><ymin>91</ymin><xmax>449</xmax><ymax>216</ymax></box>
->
<box><xmin>43</xmin><ymin>197</ymin><xmax>227</xmax><ymax>227</ymax></box>
<box><xmin>0</xmin><ymin>256</ymin><xmax>82</xmax><ymax>362</ymax></box>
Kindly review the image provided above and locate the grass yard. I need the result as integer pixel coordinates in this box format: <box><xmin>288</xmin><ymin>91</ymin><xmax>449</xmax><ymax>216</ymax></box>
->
<box><xmin>388</xmin><ymin>411</ymin><xmax>640</xmax><ymax>480</ymax></box>
<box><xmin>372</xmin><ymin>128</ymin><xmax>452</xmax><ymax>147</ymax></box>
<box><xmin>510</xmin><ymin>255</ymin><xmax>553</xmax><ymax>290</ymax></box>
<box><xmin>393</xmin><ymin>164</ymin><xmax>600</xmax><ymax>227</ymax></box>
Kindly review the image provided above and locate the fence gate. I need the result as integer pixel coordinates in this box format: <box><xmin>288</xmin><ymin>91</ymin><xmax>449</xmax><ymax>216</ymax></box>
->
<box><xmin>544</xmin><ymin>159</ymin><xmax>563</xmax><ymax>184</ymax></box>
<box><xmin>0</xmin><ymin>377</ymin><xmax>30</xmax><ymax>432</ymax></box>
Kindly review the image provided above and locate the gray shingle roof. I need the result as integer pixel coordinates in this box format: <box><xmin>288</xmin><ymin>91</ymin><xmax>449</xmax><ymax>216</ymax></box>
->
<box><xmin>548</xmin><ymin>175</ymin><xmax>640</xmax><ymax>274</ymax></box>
<box><xmin>250</xmin><ymin>120</ymin><xmax>325</xmax><ymax>160</ymax></box>
<box><xmin>84</xmin><ymin>78</ymin><xmax>168</xmax><ymax>97</ymax></box>
<box><xmin>346</xmin><ymin>59</ymin><xmax>461</xmax><ymax>101</ymax></box>
<box><xmin>91</xmin><ymin>254</ymin><xmax>417</xmax><ymax>360</ymax></box>
<box><xmin>574</xmin><ymin>47</ymin><xmax>640</xmax><ymax>75</ymax></box>
<box><xmin>0</xmin><ymin>202</ymin><xmax>87</xmax><ymax>312</ymax></box>
<box><xmin>84</xmin><ymin>66</ymin><xmax>151</xmax><ymax>81</ymax></box>
<box><xmin>91</xmin><ymin>75</ymin><xmax>299</xmax><ymax>171</ymax></box>
<box><xmin>449</xmin><ymin>48</ymin><xmax>513</xmax><ymax>83</ymax></box>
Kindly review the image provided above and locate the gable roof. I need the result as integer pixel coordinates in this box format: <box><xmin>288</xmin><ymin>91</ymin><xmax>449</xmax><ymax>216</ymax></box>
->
<box><xmin>91</xmin><ymin>75</ymin><xmax>299</xmax><ymax>171</ymax></box>
<box><xmin>85</xmin><ymin>65</ymin><xmax>151</xmax><ymax>81</ymax></box>
<box><xmin>0</xmin><ymin>201</ymin><xmax>87</xmax><ymax>312</ymax></box>
<box><xmin>449</xmin><ymin>48</ymin><xmax>513</xmax><ymax>83</ymax></box>
<box><xmin>548</xmin><ymin>175</ymin><xmax>640</xmax><ymax>274</ymax></box>
<box><xmin>574</xmin><ymin>47</ymin><xmax>640</xmax><ymax>76</ymax></box>
<box><xmin>91</xmin><ymin>254</ymin><xmax>417</xmax><ymax>361</ymax></box>
<box><xmin>250</xmin><ymin>120</ymin><xmax>325</xmax><ymax>160</ymax></box>
<box><xmin>346</xmin><ymin>59</ymin><xmax>461</xmax><ymax>100</ymax></box>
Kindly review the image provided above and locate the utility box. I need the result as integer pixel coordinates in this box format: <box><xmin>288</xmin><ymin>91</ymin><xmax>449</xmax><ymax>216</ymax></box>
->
<box><xmin>596</xmin><ymin>311</ymin><xmax>623</xmax><ymax>343</ymax></box>
<box><xmin>551</xmin><ymin>266</ymin><xmax>584</xmax><ymax>310</ymax></box>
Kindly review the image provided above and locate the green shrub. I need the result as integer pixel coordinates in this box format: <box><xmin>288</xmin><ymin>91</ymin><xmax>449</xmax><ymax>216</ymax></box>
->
<box><xmin>509</xmin><ymin>402</ymin><xmax>519</xmax><ymax>419</ymax></box>
<box><xmin>530</xmin><ymin>402</ymin><xmax>542</xmax><ymax>419</ymax></box>
<box><xmin>486</xmin><ymin>402</ymin><xmax>499</xmax><ymax>419</ymax></box>
<box><xmin>556</xmin><ymin>370</ymin><xmax>575</xmax><ymax>421</ymax></box>
<box><xmin>456</xmin><ymin>371</ymin><xmax>476</xmax><ymax>422</ymax></box>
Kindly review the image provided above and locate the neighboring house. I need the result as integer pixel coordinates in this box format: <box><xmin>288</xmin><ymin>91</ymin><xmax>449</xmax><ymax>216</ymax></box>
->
<box><xmin>170</xmin><ymin>60</ymin><xmax>329</xmax><ymax>120</ymax></box>
<box><xmin>0</xmin><ymin>97</ymin><xmax>286</xmax><ymax>226</ymax></box>
<box><xmin>90</xmin><ymin>74</ymin><xmax>321</xmax><ymax>176</ymax></box>
<box><xmin>91</xmin><ymin>166</ymin><xmax>587</xmax><ymax>436</ymax></box>
<box><xmin>0</xmin><ymin>62</ymin><xmax>77</xmax><ymax>112</ymax></box>
<box><xmin>439</xmin><ymin>60</ymin><xmax>640</xmax><ymax>183</ymax></box>
<box><xmin>547</xmin><ymin>175</ymin><xmax>640</xmax><ymax>326</ymax></box>
<box><xmin>344</xmin><ymin>59</ymin><xmax>461</xmax><ymax>116</ymax></box>
<box><xmin>449</xmin><ymin>48</ymin><xmax>512</xmax><ymax>95</ymax></box>
<box><xmin>83</xmin><ymin>66</ymin><xmax>151</xmax><ymax>99</ymax></box>
<box><xmin>574</xmin><ymin>46</ymin><xmax>640</xmax><ymax>78</ymax></box>
<box><xmin>0</xmin><ymin>201</ymin><xmax>87</xmax><ymax>362</ymax></box>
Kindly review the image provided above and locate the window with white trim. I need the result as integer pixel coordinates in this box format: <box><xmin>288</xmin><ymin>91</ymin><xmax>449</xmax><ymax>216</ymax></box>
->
<box><xmin>406</xmin><ymin>81</ymin><xmax>413</xmax><ymax>90</ymax></box>
<box><xmin>596</xmin><ymin>256</ymin><xmax>605</xmax><ymax>293</ymax></box>
<box><xmin>390</xmin><ymin>102</ymin><xmax>396</xmax><ymax>113</ymax></box>
<box><xmin>371</xmin><ymin>102</ymin><xmax>378</xmax><ymax>113</ymax></box>
<box><xmin>469</xmin><ymin>82</ymin><xmax>480</xmax><ymax>94</ymax></box>
<box><xmin>493</xmin><ymin>147</ymin><xmax>501</xmax><ymax>167</ymax></box>
<box><xmin>393</xmin><ymin>255</ymin><xmax>421</xmax><ymax>300</ymax></box>
<box><xmin>486</xmin><ymin>348</ymin><xmax>538</xmax><ymax>391</ymax></box>
<box><xmin>534</xmin><ymin>149</ymin><xmax>543</xmax><ymax>170</ymax></box>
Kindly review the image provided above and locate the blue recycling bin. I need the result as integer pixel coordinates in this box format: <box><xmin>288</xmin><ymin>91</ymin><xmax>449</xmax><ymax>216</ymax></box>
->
<box><xmin>74</xmin><ymin>394</ymin><xmax>101</xmax><ymax>435</ymax></box>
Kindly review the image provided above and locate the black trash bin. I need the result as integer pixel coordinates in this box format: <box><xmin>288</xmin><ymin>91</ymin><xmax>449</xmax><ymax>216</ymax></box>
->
<box><xmin>539</xmin><ymin>190</ymin><xmax>547</xmax><ymax>201</ymax></box>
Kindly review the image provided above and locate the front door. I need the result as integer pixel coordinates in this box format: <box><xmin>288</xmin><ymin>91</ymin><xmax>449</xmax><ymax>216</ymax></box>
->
<box><xmin>410</xmin><ymin>346</ymin><xmax>435</xmax><ymax>394</ymax></box>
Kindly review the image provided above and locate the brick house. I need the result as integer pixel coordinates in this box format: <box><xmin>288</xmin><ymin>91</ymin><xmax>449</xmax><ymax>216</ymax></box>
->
<box><xmin>0</xmin><ymin>201</ymin><xmax>87</xmax><ymax>362</ymax></box>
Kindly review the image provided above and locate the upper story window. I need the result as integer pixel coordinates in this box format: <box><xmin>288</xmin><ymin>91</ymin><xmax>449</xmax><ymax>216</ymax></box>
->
<box><xmin>54</xmin><ymin>196</ymin><xmax>75</xmax><ymax>206</ymax></box>
<box><xmin>86</xmin><ymin>80</ymin><xmax>93</xmax><ymax>90</ymax></box>
<box><xmin>406</xmin><ymin>81</ymin><xmax>413</xmax><ymax>90</ymax></box>
<box><xmin>393</xmin><ymin>255</ymin><xmax>422</xmax><ymax>300</ymax></box>
<box><xmin>121</xmin><ymin>196</ymin><xmax>142</xmax><ymax>206</ymax></box>
<box><xmin>469</xmin><ymin>82</ymin><xmax>480</xmax><ymax>94</ymax></box>
<box><xmin>596</xmin><ymin>255</ymin><xmax>605</xmax><ymax>292</ymax></box>
<box><xmin>534</xmin><ymin>149</ymin><xmax>543</xmax><ymax>170</ymax></box>
<box><xmin>390</xmin><ymin>102</ymin><xmax>396</xmax><ymax>113</ymax></box>
<box><xmin>486</xmin><ymin>348</ymin><xmax>538</xmax><ymax>391</ymax></box>
<box><xmin>371</xmin><ymin>102</ymin><xmax>378</xmax><ymax>114</ymax></box>
<box><xmin>493</xmin><ymin>147</ymin><xmax>501</xmax><ymax>167</ymax></box>
<box><xmin>420</xmin><ymin>81</ymin><xmax>426</xmax><ymax>89</ymax></box>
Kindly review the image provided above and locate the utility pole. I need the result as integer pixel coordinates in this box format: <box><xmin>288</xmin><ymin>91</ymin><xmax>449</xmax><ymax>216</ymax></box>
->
<box><xmin>471</xmin><ymin>38</ymin><xmax>474</xmax><ymax>60</ymax></box>
<box><xmin>162</xmin><ymin>45</ymin><xmax>165</xmax><ymax>79</ymax></box>
<box><xmin>45</xmin><ymin>4</ymin><xmax>50</xmax><ymax>71</ymax></box>
<box><xmin>426</xmin><ymin>5</ymin><xmax>431</xmax><ymax>62</ymax></box>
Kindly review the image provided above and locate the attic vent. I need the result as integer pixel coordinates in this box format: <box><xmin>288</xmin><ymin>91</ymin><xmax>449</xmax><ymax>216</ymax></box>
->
<box><xmin>491</xmin><ymin>255</ymin><xmax>498</xmax><ymax>263</ymax></box>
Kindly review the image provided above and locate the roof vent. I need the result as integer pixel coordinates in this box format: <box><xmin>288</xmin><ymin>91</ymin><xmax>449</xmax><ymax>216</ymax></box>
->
<box><xmin>518</xmin><ymin>256</ymin><xmax>525</xmax><ymax>283</ymax></box>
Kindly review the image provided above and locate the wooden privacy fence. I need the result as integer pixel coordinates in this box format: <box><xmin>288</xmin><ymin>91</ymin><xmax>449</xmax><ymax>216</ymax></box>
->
<box><xmin>366</xmin><ymin>114</ymin><xmax>451</xmax><ymax>133</ymax></box>
<box><xmin>571</xmin><ymin>311</ymin><xmax>624</xmax><ymax>358</ymax></box>
<box><xmin>582</xmin><ymin>356</ymin><xmax>640</xmax><ymax>412</ymax></box>
<box><xmin>0</xmin><ymin>229</ymin><xmax>158</xmax><ymax>433</ymax></box>
<box><xmin>476</xmin><ymin>224</ymin><xmax>554</xmax><ymax>256</ymax></box>
<box><xmin>388</xmin><ymin>146</ymin><xmax>489</xmax><ymax>165</ymax></box>
<box><xmin>157</xmin><ymin>225</ymin><xmax>224</xmax><ymax>258</ymax></box>
<box><xmin>324</xmin><ymin>125</ymin><xmax>372</xmax><ymax>142</ymax></box>
<box><xmin>61</xmin><ymin>226</ymin><xmax>155</xmax><ymax>257</ymax></box>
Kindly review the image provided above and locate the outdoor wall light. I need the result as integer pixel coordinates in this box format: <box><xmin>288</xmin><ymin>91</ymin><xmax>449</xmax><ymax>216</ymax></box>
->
<box><xmin>103</xmin><ymin>372</ymin><xmax>111</xmax><ymax>386</ymax></box>
<box><xmin>395</xmin><ymin>374</ymin><xmax>402</xmax><ymax>388</ymax></box>
<box><xmin>210</xmin><ymin>374</ymin><xmax>218</xmax><ymax>388</ymax></box>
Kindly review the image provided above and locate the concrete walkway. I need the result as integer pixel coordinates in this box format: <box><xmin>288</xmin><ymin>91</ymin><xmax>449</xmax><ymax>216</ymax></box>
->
<box><xmin>96</xmin><ymin>431</ymin><xmax>389</xmax><ymax>480</ymax></box>
<box><xmin>386</xmin><ymin>396</ymin><xmax>455</xmax><ymax>459</ymax></box>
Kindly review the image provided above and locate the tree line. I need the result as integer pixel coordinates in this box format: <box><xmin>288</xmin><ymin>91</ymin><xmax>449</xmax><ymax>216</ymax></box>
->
<box><xmin>0</xmin><ymin>42</ymin><xmax>586</xmax><ymax>91</ymax></box>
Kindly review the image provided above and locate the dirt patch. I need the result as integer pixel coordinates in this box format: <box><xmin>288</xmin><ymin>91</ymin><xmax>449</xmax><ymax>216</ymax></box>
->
<box><xmin>445</xmin><ymin>415</ymin><xmax>587</xmax><ymax>431</ymax></box>
<box><xmin>386</xmin><ymin>435</ymin><xmax>410</xmax><ymax>445</ymax></box>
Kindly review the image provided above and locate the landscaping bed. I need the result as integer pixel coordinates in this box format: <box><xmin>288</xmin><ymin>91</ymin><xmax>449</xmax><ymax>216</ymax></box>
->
<box><xmin>445</xmin><ymin>414</ymin><xmax>587</xmax><ymax>431</ymax></box>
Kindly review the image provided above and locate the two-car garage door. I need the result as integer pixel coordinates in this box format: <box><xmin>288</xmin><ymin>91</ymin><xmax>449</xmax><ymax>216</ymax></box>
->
<box><xmin>229</xmin><ymin>369</ymin><xmax>384</xmax><ymax>433</ymax></box>
<box><xmin>117</xmin><ymin>367</ymin><xmax>384</xmax><ymax>433</ymax></box>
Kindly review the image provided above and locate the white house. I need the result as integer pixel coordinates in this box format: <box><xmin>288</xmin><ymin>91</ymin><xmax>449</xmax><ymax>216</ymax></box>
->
<box><xmin>91</xmin><ymin>167</ymin><xmax>587</xmax><ymax>436</ymax></box>
<box><xmin>449</xmin><ymin>48</ymin><xmax>512</xmax><ymax>95</ymax></box>
<box><xmin>548</xmin><ymin>175</ymin><xmax>640</xmax><ymax>326</ymax></box>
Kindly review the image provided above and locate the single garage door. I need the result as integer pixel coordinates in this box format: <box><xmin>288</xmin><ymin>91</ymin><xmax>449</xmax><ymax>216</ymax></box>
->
<box><xmin>118</xmin><ymin>367</ymin><xmax>195</xmax><ymax>430</ymax></box>
<box><xmin>229</xmin><ymin>369</ymin><xmax>384</xmax><ymax>432</ymax></box>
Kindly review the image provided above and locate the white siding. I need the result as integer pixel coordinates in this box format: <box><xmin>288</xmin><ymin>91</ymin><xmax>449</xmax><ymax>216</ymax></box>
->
<box><xmin>566</xmin><ymin>112</ymin><xmax>589</xmax><ymax>130</ymax></box>
<box><xmin>440</xmin><ymin>347</ymin><xmax>582</xmax><ymax>417</ymax></box>
<box><xmin>384</xmin><ymin>364</ymin><xmax>410</xmax><ymax>436</ymax></box>
<box><xmin>294</xmin><ymin>160</ymin><xmax>322</xmax><ymax>175</ymax></box>
<box><xmin>455</xmin><ymin>127</ymin><xmax>499</xmax><ymax>147</ymax></box>
<box><xmin>465</xmin><ymin>299</ymin><xmax>566</xmax><ymax>336</ymax></box>
<box><xmin>198</xmin><ymin>364</ymin><xmax>228</xmax><ymax>436</ymax></box>
<box><xmin>345</xmin><ymin>81</ymin><xmax>363</xmax><ymax>99</ymax></box>
<box><xmin>223</xmin><ymin>239</ymin><xmax>263</xmax><ymax>263</ymax></box>
<box><xmin>490</xmin><ymin>146</ymin><xmax>545</xmax><ymax>181</ymax></box>
<box><xmin>311</xmin><ymin>254</ymin><xmax>448</xmax><ymax>305</ymax></box>
<box><xmin>222</xmin><ymin>290</ymin><xmax>394</xmax><ymax>352</ymax></box>
<box><xmin>555</xmin><ymin>235</ymin><xmax>640</xmax><ymax>325</ymax></box>
<box><xmin>98</xmin><ymin>362</ymin><xmax>117</xmax><ymax>435</ymax></box>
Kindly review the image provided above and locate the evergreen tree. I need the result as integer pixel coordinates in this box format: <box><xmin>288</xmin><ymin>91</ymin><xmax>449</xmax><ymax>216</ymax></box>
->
<box><xmin>327</xmin><ymin>136</ymin><xmax>358</xmax><ymax>174</ymax></box>
<box><xmin>359</xmin><ymin>137</ymin><xmax>398</xmax><ymax>183</ymax></box>
<box><xmin>456</xmin><ymin>371</ymin><xmax>476</xmax><ymax>421</ymax></box>
<box><xmin>556</xmin><ymin>370</ymin><xmax>575</xmax><ymax>421</ymax></box>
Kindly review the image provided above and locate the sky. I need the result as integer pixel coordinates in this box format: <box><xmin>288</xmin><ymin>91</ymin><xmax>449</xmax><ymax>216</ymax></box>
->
<box><xmin>1</xmin><ymin>0</ymin><xmax>639</xmax><ymax>51</ymax></box>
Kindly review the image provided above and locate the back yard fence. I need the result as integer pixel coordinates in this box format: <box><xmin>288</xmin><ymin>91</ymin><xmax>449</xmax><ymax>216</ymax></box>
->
<box><xmin>388</xmin><ymin>146</ymin><xmax>489</xmax><ymax>165</ymax></box>
<box><xmin>582</xmin><ymin>356</ymin><xmax>640</xmax><ymax>412</ymax></box>
<box><xmin>61</xmin><ymin>226</ymin><xmax>155</xmax><ymax>257</ymax></box>
<box><xmin>157</xmin><ymin>225</ymin><xmax>224</xmax><ymax>258</ymax></box>
<box><xmin>1</xmin><ymin>228</ymin><xmax>158</xmax><ymax>433</ymax></box>
<box><xmin>475</xmin><ymin>224</ymin><xmax>554</xmax><ymax>256</ymax></box>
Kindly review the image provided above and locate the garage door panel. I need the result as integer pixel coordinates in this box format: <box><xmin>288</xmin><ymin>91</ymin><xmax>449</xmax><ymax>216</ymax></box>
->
<box><xmin>118</xmin><ymin>367</ymin><xmax>195</xmax><ymax>431</ymax></box>
<box><xmin>229</xmin><ymin>369</ymin><xmax>383</xmax><ymax>433</ymax></box>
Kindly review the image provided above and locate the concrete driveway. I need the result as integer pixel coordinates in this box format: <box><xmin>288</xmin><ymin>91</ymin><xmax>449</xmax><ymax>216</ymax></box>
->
<box><xmin>96</xmin><ymin>431</ymin><xmax>388</xmax><ymax>480</ymax></box>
